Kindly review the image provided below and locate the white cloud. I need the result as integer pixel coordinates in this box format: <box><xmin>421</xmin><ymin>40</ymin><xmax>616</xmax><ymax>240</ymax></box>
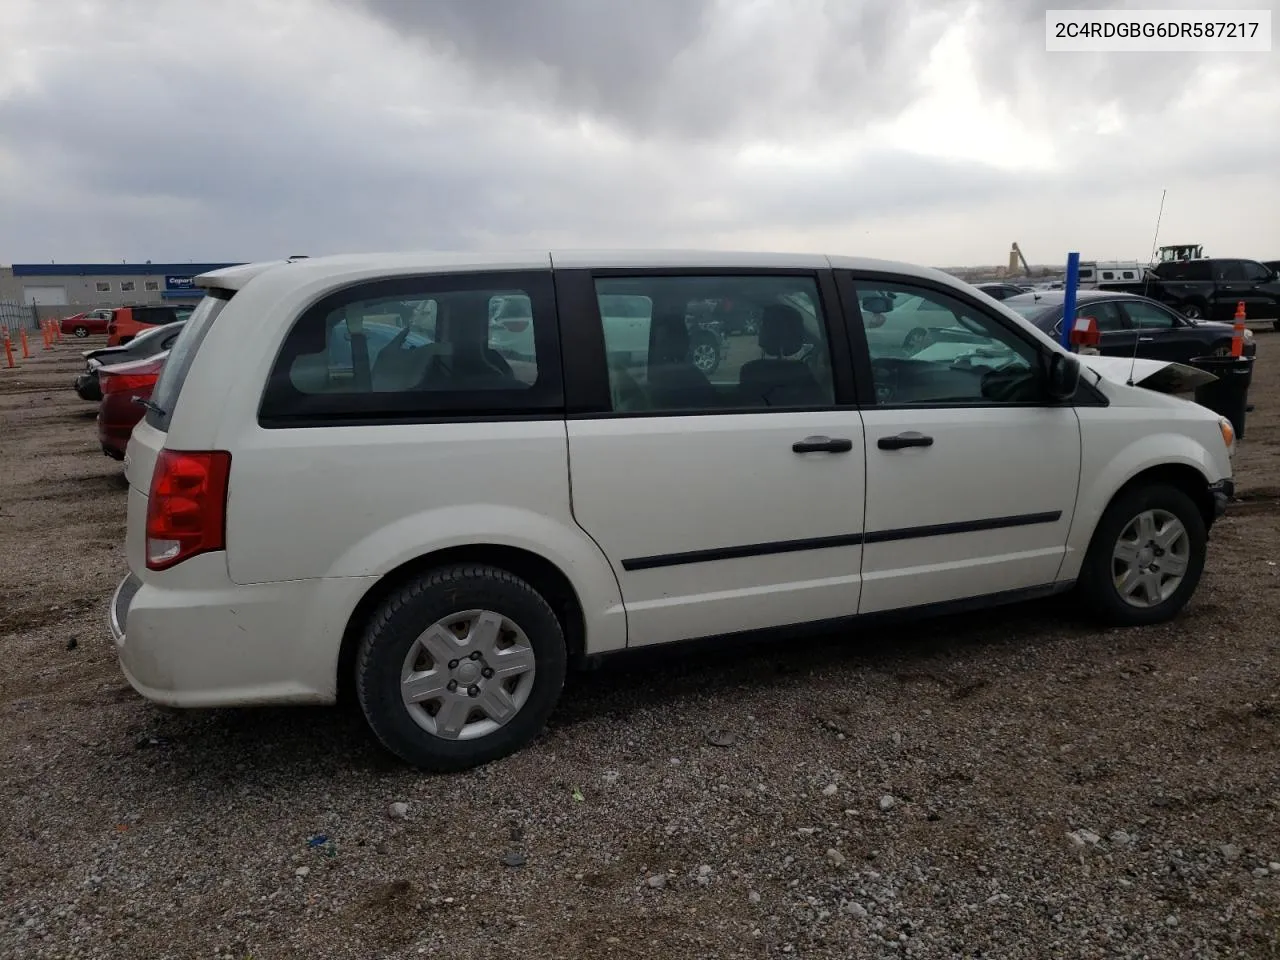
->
<box><xmin>0</xmin><ymin>0</ymin><xmax>1276</xmax><ymax>267</ymax></box>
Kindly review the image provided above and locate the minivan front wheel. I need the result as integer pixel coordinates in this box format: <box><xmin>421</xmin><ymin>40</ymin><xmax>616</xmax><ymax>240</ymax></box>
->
<box><xmin>1077</xmin><ymin>483</ymin><xmax>1207</xmax><ymax>626</ymax></box>
<box><xmin>356</xmin><ymin>564</ymin><xmax>567</xmax><ymax>771</ymax></box>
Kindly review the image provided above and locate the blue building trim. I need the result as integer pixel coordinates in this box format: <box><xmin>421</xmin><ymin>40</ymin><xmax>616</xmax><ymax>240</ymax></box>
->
<box><xmin>12</xmin><ymin>262</ymin><xmax>242</xmax><ymax>277</ymax></box>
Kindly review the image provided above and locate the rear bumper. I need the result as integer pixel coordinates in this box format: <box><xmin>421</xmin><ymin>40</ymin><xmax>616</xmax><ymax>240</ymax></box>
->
<box><xmin>1210</xmin><ymin>479</ymin><xmax>1234</xmax><ymax>518</ymax></box>
<box><xmin>98</xmin><ymin>420</ymin><xmax>130</xmax><ymax>459</ymax></box>
<box><xmin>107</xmin><ymin>557</ymin><xmax>377</xmax><ymax>708</ymax></box>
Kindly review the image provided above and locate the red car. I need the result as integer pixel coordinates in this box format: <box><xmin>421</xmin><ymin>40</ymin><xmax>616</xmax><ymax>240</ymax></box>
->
<box><xmin>61</xmin><ymin>308</ymin><xmax>113</xmax><ymax>338</ymax></box>
<box><xmin>97</xmin><ymin>351</ymin><xmax>168</xmax><ymax>460</ymax></box>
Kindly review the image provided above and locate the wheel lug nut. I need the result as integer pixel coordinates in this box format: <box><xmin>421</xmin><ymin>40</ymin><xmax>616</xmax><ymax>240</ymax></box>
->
<box><xmin>481</xmin><ymin>667</ymin><xmax>494</xmax><ymax>679</ymax></box>
<box><xmin>470</xmin><ymin>651</ymin><xmax>482</xmax><ymax>661</ymax></box>
<box><xmin>448</xmin><ymin>659</ymin><xmax>459</xmax><ymax>670</ymax></box>
<box><xmin>446</xmin><ymin>679</ymin><xmax>458</xmax><ymax>692</ymax></box>
<box><xmin>468</xmin><ymin>685</ymin><xmax>480</xmax><ymax>697</ymax></box>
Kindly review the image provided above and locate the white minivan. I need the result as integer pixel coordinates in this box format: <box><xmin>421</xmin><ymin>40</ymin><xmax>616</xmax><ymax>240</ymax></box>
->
<box><xmin>109</xmin><ymin>251</ymin><xmax>1237</xmax><ymax>771</ymax></box>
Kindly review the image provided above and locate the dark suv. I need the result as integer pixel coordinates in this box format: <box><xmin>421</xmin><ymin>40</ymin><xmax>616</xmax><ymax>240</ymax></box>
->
<box><xmin>1147</xmin><ymin>258</ymin><xmax>1280</xmax><ymax>328</ymax></box>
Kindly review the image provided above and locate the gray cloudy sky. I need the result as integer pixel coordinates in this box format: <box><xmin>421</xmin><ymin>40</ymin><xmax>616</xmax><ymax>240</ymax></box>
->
<box><xmin>1</xmin><ymin>0</ymin><xmax>1277</xmax><ymax>267</ymax></box>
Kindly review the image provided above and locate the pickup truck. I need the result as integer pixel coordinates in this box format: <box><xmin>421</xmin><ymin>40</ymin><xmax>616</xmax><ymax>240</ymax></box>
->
<box><xmin>1100</xmin><ymin>258</ymin><xmax>1280</xmax><ymax>330</ymax></box>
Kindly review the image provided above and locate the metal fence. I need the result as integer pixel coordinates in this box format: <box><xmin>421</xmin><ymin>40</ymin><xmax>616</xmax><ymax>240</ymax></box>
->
<box><xmin>1</xmin><ymin>300</ymin><xmax>39</xmax><ymax>337</ymax></box>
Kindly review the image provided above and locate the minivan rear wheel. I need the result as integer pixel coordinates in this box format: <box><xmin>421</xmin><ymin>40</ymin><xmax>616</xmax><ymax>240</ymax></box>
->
<box><xmin>355</xmin><ymin>564</ymin><xmax>567</xmax><ymax>771</ymax></box>
<box><xmin>1076</xmin><ymin>483</ymin><xmax>1207</xmax><ymax>626</ymax></box>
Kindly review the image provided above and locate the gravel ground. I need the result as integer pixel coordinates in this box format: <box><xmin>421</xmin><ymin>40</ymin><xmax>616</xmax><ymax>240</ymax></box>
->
<box><xmin>2</xmin><ymin>333</ymin><xmax>1279</xmax><ymax>960</ymax></box>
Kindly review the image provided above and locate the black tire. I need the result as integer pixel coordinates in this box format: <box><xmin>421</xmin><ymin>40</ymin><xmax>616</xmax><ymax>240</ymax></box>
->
<box><xmin>1075</xmin><ymin>483</ymin><xmax>1207</xmax><ymax>627</ymax></box>
<box><xmin>73</xmin><ymin>325</ymin><xmax>89</xmax><ymax>338</ymax></box>
<box><xmin>1209</xmin><ymin>338</ymin><xmax>1233</xmax><ymax>357</ymax></box>
<box><xmin>1272</xmin><ymin>319</ymin><xmax>1280</xmax><ymax>333</ymax></box>
<box><xmin>1180</xmin><ymin>300</ymin><xmax>1208</xmax><ymax>321</ymax></box>
<box><xmin>355</xmin><ymin>564</ymin><xmax>567</xmax><ymax>772</ymax></box>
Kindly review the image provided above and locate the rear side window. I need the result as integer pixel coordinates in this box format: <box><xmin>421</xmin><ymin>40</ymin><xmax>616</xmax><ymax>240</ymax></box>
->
<box><xmin>145</xmin><ymin>291</ymin><xmax>232</xmax><ymax>431</ymax></box>
<box><xmin>1072</xmin><ymin>300</ymin><xmax>1126</xmax><ymax>332</ymax></box>
<box><xmin>1156</xmin><ymin>260</ymin><xmax>1211</xmax><ymax>281</ymax></box>
<box><xmin>258</xmin><ymin>270</ymin><xmax>563</xmax><ymax>426</ymax></box>
<box><xmin>135</xmin><ymin>306</ymin><xmax>175</xmax><ymax>325</ymax></box>
<box><xmin>1216</xmin><ymin>261</ymin><xmax>1247</xmax><ymax>282</ymax></box>
<box><xmin>591</xmin><ymin>274</ymin><xmax>837</xmax><ymax>413</ymax></box>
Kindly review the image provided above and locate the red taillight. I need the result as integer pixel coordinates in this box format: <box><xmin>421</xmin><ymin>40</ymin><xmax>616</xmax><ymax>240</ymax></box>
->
<box><xmin>101</xmin><ymin>372</ymin><xmax>159</xmax><ymax>395</ymax></box>
<box><xmin>100</xmin><ymin>356</ymin><xmax>164</xmax><ymax>396</ymax></box>
<box><xmin>145</xmin><ymin>450</ymin><xmax>232</xmax><ymax>571</ymax></box>
<box><xmin>502</xmin><ymin>319</ymin><xmax>529</xmax><ymax>333</ymax></box>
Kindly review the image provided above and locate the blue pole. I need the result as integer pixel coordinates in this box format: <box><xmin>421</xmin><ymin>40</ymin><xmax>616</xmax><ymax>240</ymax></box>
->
<box><xmin>1060</xmin><ymin>252</ymin><xmax>1080</xmax><ymax>349</ymax></box>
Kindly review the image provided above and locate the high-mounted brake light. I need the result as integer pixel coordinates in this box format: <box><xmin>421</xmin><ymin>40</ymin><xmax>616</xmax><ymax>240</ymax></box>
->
<box><xmin>145</xmin><ymin>450</ymin><xmax>232</xmax><ymax>571</ymax></box>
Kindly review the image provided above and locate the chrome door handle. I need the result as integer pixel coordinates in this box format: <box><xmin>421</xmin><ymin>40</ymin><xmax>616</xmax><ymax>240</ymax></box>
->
<box><xmin>1139</xmin><ymin>336</ymin><xmax>1155</xmax><ymax>342</ymax></box>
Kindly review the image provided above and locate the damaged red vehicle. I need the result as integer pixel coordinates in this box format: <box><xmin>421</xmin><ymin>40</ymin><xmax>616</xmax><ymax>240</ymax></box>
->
<box><xmin>97</xmin><ymin>351</ymin><xmax>169</xmax><ymax>460</ymax></box>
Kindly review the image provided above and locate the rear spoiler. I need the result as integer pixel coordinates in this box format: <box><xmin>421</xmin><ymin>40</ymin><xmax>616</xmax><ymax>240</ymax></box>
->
<box><xmin>194</xmin><ymin>259</ymin><xmax>291</xmax><ymax>292</ymax></box>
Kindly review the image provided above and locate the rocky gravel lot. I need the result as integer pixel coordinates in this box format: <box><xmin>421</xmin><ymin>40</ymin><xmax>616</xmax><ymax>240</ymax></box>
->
<box><xmin>2</xmin><ymin>334</ymin><xmax>1279</xmax><ymax>959</ymax></box>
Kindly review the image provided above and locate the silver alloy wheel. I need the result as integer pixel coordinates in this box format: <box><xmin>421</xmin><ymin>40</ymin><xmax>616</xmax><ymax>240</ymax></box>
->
<box><xmin>1112</xmin><ymin>509</ymin><xmax>1190</xmax><ymax>608</ymax></box>
<box><xmin>74</xmin><ymin>326</ymin><xmax>89</xmax><ymax>338</ymax></box>
<box><xmin>691</xmin><ymin>341</ymin><xmax>717</xmax><ymax>372</ymax></box>
<box><xmin>1181</xmin><ymin>303</ymin><xmax>1204</xmax><ymax>320</ymax></box>
<box><xmin>399</xmin><ymin>609</ymin><xmax>537</xmax><ymax>741</ymax></box>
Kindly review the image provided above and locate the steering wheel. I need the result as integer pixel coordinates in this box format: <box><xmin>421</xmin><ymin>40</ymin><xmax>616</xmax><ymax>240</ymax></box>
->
<box><xmin>980</xmin><ymin>367</ymin><xmax>1036</xmax><ymax>402</ymax></box>
<box><xmin>870</xmin><ymin>358</ymin><xmax>898</xmax><ymax>404</ymax></box>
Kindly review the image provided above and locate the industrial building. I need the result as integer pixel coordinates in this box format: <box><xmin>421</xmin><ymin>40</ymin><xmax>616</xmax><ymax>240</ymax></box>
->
<box><xmin>0</xmin><ymin>262</ymin><xmax>242</xmax><ymax>316</ymax></box>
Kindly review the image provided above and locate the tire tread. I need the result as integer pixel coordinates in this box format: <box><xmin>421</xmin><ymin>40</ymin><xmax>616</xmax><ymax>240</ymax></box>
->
<box><xmin>355</xmin><ymin>564</ymin><xmax>566</xmax><ymax>772</ymax></box>
<box><xmin>1076</xmin><ymin>483</ymin><xmax>1207</xmax><ymax>627</ymax></box>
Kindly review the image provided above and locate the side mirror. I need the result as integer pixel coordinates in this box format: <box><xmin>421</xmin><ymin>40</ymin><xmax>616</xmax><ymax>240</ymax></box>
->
<box><xmin>1046</xmin><ymin>351</ymin><xmax>1080</xmax><ymax>401</ymax></box>
<box><xmin>861</xmin><ymin>296</ymin><xmax>892</xmax><ymax>315</ymax></box>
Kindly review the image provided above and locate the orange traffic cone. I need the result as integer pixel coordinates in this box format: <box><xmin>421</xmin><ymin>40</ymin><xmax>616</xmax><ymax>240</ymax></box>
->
<box><xmin>3</xmin><ymin>330</ymin><xmax>14</xmax><ymax>368</ymax></box>
<box><xmin>20</xmin><ymin>329</ymin><xmax>30</xmax><ymax>358</ymax></box>
<box><xmin>1231</xmin><ymin>301</ymin><xmax>1246</xmax><ymax>357</ymax></box>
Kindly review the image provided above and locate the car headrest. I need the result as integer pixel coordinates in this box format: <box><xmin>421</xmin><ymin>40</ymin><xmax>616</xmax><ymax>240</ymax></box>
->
<box><xmin>650</xmin><ymin>312</ymin><xmax>690</xmax><ymax>364</ymax></box>
<box><xmin>759</xmin><ymin>303</ymin><xmax>806</xmax><ymax>357</ymax></box>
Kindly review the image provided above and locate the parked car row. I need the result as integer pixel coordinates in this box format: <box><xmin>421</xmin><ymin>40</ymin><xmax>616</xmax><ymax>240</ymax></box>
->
<box><xmin>74</xmin><ymin>321</ymin><xmax>186</xmax><ymax>401</ymax></box>
<box><xmin>59</xmin><ymin>303</ymin><xmax>192</xmax><ymax>344</ymax></box>
<box><xmin>1091</xmin><ymin>256</ymin><xmax>1280</xmax><ymax>329</ymax></box>
<box><xmin>68</xmin><ymin>321</ymin><xmax>181</xmax><ymax>458</ymax></box>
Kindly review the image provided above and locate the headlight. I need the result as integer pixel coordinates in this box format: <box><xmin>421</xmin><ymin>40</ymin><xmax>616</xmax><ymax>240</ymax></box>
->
<box><xmin>1219</xmin><ymin>416</ymin><xmax>1236</xmax><ymax>456</ymax></box>
<box><xmin>1244</xmin><ymin>328</ymin><xmax>1255</xmax><ymax>341</ymax></box>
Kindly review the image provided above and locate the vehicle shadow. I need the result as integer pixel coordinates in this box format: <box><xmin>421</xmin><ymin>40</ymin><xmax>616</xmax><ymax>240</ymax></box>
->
<box><xmin>129</xmin><ymin>594</ymin><xmax>1090</xmax><ymax>785</ymax></box>
<box><xmin>553</xmin><ymin>594</ymin><xmax>1083</xmax><ymax>726</ymax></box>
